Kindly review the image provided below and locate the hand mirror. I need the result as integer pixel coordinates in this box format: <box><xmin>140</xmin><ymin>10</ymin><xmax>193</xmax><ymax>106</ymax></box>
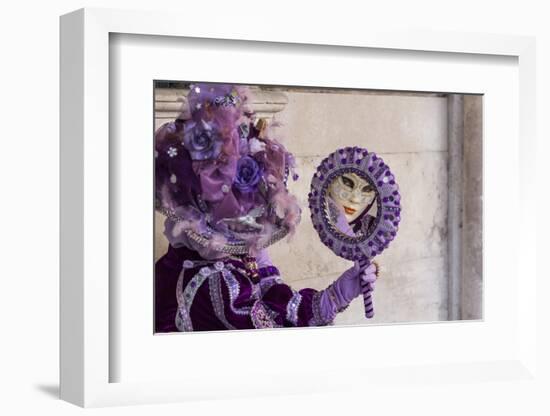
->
<box><xmin>308</xmin><ymin>147</ymin><xmax>401</xmax><ymax>318</ymax></box>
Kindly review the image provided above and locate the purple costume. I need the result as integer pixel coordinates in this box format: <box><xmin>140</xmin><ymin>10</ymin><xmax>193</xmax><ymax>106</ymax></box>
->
<box><xmin>155</xmin><ymin>245</ymin><xmax>331</xmax><ymax>332</ymax></box>
<box><xmin>155</xmin><ymin>83</ymin><xmax>375</xmax><ymax>332</ymax></box>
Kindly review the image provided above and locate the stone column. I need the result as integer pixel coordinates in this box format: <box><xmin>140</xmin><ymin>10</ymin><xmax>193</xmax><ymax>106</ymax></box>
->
<box><xmin>447</xmin><ymin>94</ymin><xmax>483</xmax><ymax>321</ymax></box>
<box><xmin>447</xmin><ymin>94</ymin><xmax>464</xmax><ymax>320</ymax></box>
<box><xmin>461</xmin><ymin>95</ymin><xmax>483</xmax><ymax>320</ymax></box>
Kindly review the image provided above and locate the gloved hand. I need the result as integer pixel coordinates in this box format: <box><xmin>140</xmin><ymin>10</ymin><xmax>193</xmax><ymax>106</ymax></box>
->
<box><xmin>318</xmin><ymin>262</ymin><xmax>378</xmax><ymax>324</ymax></box>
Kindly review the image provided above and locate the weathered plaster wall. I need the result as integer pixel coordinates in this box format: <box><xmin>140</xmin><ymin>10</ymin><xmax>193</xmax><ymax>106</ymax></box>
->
<box><xmin>154</xmin><ymin>86</ymin><xmax>482</xmax><ymax>326</ymax></box>
<box><xmin>268</xmin><ymin>90</ymin><xmax>450</xmax><ymax>325</ymax></box>
<box><xmin>461</xmin><ymin>95</ymin><xmax>483</xmax><ymax>320</ymax></box>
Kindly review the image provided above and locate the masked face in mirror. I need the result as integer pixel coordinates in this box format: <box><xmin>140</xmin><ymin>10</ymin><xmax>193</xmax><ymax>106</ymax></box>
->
<box><xmin>328</xmin><ymin>172</ymin><xmax>378</xmax><ymax>224</ymax></box>
<box><xmin>309</xmin><ymin>147</ymin><xmax>400</xmax><ymax>261</ymax></box>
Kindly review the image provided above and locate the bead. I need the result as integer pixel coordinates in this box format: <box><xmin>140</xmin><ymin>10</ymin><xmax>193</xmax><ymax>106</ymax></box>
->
<box><xmin>199</xmin><ymin>267</ymin><xmax>212</xmax><ymax>277</ymax></box>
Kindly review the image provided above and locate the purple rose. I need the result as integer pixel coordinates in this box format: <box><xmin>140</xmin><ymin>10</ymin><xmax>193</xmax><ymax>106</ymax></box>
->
<box><xmin>183</xmin><ymin>119</ymin><xmax>223</xmax><ymax>161</ymax></box>
<box><xmin>234</xmin><ymin>156</ymin><xmax>262</xmax><ymax>193</ymax></box>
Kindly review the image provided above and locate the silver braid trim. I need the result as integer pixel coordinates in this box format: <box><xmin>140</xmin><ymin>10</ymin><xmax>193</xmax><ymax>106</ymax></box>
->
<box><xmin>157</xmin><ymin>206</ymin><xmax>290</xmax><ymax>255</ymax></box>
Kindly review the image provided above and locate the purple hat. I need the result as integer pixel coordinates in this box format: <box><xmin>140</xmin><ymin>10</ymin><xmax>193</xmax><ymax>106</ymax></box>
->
<box><xmin>155</xmin><ymin>83</ymin><xmax>301</xmax><ymax>256</ymax></box>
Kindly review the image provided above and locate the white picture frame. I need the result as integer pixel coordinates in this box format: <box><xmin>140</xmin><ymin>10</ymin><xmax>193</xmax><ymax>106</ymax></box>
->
<box><xmin>60</xmin><ymin>7</ymin><xmax>538</xmax><ymax>408</ymax></box>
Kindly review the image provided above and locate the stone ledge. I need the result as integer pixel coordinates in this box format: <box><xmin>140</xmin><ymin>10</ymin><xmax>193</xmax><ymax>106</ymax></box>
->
<box><xmin>154</xmin><ymin>87</ymin><xmax>288</xmax><ymax>125</ymax></box>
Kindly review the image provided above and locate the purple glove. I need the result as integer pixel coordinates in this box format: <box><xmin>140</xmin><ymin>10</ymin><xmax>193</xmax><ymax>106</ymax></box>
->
<box><xmin>318</xmin><ymin>262</ymin><xmax>378</xmax><ymax>324</ymax></box>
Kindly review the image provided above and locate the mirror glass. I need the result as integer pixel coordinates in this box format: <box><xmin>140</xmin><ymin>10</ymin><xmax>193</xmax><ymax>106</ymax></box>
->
<box><xmin>322</xmin><ymin>171</ymin><xmax>381</xmax><ymax>241</ymax></box>
<box><xmin>309</xmin><ymin>147</ymin><xmax>400</xmax><ymax>261</ymax></box>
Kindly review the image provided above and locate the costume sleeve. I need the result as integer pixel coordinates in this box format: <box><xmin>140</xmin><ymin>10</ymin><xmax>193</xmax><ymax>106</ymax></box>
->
<box><xmin>260</xmin><ymin>283</ymin><xmax>331</xmax><ymax>327</ymax></box>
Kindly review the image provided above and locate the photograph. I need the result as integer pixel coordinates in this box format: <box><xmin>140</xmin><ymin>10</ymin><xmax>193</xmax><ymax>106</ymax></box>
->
<box><xmin>153</xmin><ymin>82</ymin><xmax>483</xmax><ymax>333</ymax></box>
<box><xmin>0</xmin><ymin>0</ymin><xmax>545</xmax><ymax>412</ymax></box>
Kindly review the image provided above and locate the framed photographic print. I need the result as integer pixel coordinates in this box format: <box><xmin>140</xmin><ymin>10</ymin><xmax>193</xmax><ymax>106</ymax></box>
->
<box><xmin>60</xmin><ymin>7</ymin><xmax>538</xmax><ymax>408</ymax></box>
<box><xmin>152</xmin><ymin>80</ymin><xmax>480</xmax><ymax>333</ymax></box>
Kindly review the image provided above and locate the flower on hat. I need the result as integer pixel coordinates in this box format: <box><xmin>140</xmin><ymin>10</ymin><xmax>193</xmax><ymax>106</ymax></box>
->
<box><xmin>183</xmin><ymin>119</ymin><xmax>223</xmax><ymax>161</ymax></box>
<box><xmin>234</xmin><ymin>156</ymin><xmax>262</xmax><ymax>193</ymax></box>
<box><xmin>166</xmin><ymin>146</ymin><xmax>178</xmax><ymax>158</ymax></box>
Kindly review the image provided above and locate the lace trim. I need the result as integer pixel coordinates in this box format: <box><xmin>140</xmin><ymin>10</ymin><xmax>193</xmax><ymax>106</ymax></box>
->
<box><xmin>286</xmin><ymin>292</ymin><xmax>302</xmax><ymax>325</ymax></box>
<box><xmin>175</xmin><ymin>268</ymin><xmax>210</xmax><ymax>331</ymax></box>
<box><xmin>309</xmin><ymin>290</ymin><xmax>335</xmax><ymax>327</ymax></box>
<box><xmin>221</xmin><ymin>268</ymin><xmax>251</xmax><ymax>316</ymax></box>
<box><xmin>250</xmin><ymin>300</ymin><xmax>280</xmax><ymax>329</ymax></box>
<box><xmin>209</xmin><ymin>272</ymin><xmax>236</xmax><ymax>330</ymax></box>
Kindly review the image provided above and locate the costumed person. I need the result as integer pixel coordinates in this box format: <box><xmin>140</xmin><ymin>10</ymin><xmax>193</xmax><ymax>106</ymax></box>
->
<box><xmin>155</xmin><ymin>83</ymin><xmax>379</xmax><ymax>332</ymax></box>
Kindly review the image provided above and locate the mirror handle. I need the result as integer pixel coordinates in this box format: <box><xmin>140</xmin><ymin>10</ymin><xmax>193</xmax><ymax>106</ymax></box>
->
<box><xmin>358</xmin><ymin>257</ymin><xmax>375</xmax><ymax>319</ymax></box>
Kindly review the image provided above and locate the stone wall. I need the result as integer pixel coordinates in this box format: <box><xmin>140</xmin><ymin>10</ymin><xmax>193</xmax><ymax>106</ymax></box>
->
<box><xmin>154</xmin><ymin>85</ymin><xmax>483</xmax><ymax>326</ymax></box>
<box><xmin>461</xmin><ymin>95</ymin><xmax>483</xmax><ymax>320</ymax></box>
